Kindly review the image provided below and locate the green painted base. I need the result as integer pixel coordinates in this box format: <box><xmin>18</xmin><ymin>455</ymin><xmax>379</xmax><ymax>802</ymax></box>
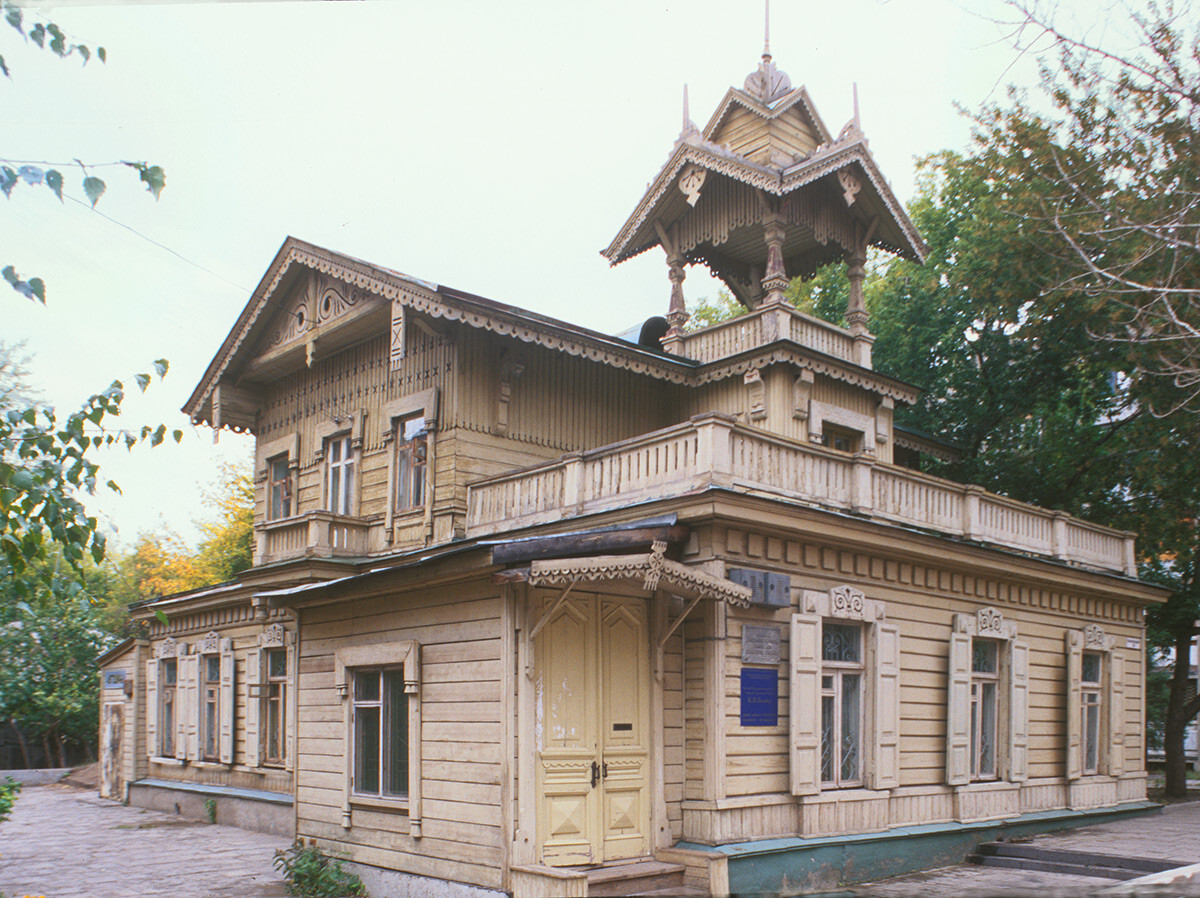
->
<box><xmin>676</xmin><ymin>801</ymin><xmax>1159</xmax><ymax>896</ymax></box>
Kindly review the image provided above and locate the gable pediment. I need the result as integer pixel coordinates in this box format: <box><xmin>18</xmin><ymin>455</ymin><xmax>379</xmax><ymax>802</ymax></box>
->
<box><xmin>240</xmin><ymin>272</ymin><xmax>390</xmax><ymax>382</ymax></box>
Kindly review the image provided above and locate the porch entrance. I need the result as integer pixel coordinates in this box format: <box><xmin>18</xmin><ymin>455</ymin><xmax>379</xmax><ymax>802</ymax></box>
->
<box><xmin>534</xmin><ymin>591</ymin><xmax>651</xmax><ymax>866</ymax></box>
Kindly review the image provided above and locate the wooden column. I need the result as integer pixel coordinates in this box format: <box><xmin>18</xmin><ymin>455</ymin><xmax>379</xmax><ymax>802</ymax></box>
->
<box><xmin>846</xmin><ymin>222</ymin><xmax>876</xmax><ymax>368</ymax></box>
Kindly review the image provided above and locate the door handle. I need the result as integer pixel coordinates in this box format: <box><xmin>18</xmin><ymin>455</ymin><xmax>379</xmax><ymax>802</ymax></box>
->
<box><xmin>602</xmin><ymin>761</ymin><xmax>608</xmax><ymax>780</ymax></box>
<box><xmin>591</xmin><ymin>760</ymin><xmax>600</xmax><ymax>788</ymax></box>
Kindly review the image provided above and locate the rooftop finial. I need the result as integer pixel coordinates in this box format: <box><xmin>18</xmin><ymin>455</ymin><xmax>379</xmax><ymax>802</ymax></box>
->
<box><xmin>853</xmin><ymin>82</ymin><xmax>861</xmax><ymax>127</ymax></box>
<box><xmin>744</xmin><ymin>0</ymin><xmax>791</xmax><ymax>105</ymax></box>
<box><xmin>678</xmin><ymin>83</ymin><xmax>700</xmax><ymax>143</ymax></box>
<box><xmin>763</xmin><ymin>0</ymin><xmax>771</xmax><ymax>60</ymax></box>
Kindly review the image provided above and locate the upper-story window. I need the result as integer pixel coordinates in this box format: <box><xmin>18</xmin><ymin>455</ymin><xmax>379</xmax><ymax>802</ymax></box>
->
<box><xmin>326</xmin><ymin>434</ymin><xmax>355</xmax><ymax>515</ymax></box>
<box><xmin>268</xmin><ymin>455</ymin><xmax>292</xmax><ymax>520</ymax></box>
<box><xmin>395</xmin><ymin>415</ymin><xmax>428</xmax><ymax>512</ymax></box>
<box><xmin>820</xmin><ymin>424</ymin><xmax>861</xmax><ymax>454</ymax></box>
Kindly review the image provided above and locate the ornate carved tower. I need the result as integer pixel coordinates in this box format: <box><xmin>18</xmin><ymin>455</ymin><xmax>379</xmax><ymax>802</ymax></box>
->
<box><xmin>602</xmin><ymin>40</ymin><xmax>926</xmax><ymax>368</ymax></box>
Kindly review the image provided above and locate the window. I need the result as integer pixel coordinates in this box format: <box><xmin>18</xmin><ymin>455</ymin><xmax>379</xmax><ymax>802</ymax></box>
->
<box><xmin>326</xmin><ymin>435</ymin><xmax>355</xmax><ymax>515</ymax></box>
<box><xmin>1065</xmin><ymin>626</ymin><xmax>1124</xmax><ymax>782</ymax></box>
<box><xmin>970</xmin><ymin>639</ymin><xmax>999</xmax><ymax>780</ymax></box>
<box><xmin>790</xmin><ymin>586</ymin><xmax>901</xmax><ymax>796</ymax></box>
<box><xmin>334</xmin><ymin>640</ymin><xmax>422</xmax><ymax>832</ymax></box>
<box><xmin>201</xmin><ymin>654</ymin><xmax>221</xmax><ymax>761</ymax></box>
<box><xmin>946</xmin><ymin>609</ymin><xmax>1029</xmax><ymax>788</ymax></box>
<box><xmin>820</xmin><ymin>622</ymin><xmax>863</xmax><ymax>787</ymax></box>
<box><xmin>820</xmin><ymin>425</ymin><xmax>860</xmax><ymax>454</ymax></box>
<box><xmin>1081</xmin><ymin>652</ymin><xmax>1102</xmax><ymax>776</ymax></box>
<box><xmin>353</xmin><ymin>669</ymin><xmax>409</xmax><ymax>798</ymax></box>
<box><xmin>160</xmin><ymin>659</ymin><xmax>177</xmax><ymax>757</ymax></box>
<box><xmin>265</xmin><ymin>648</ymin><xmax>288</xmax><ymax>766</ymax></box>
<box><xmin>394</xmin><ymin>415</ymin><xmax>428</xmax><ymax>511</ymax></box>
<box><xmin>268</xmin><ymin>455</ymin><xmax>292</xmax><ymax>520</ymax></box>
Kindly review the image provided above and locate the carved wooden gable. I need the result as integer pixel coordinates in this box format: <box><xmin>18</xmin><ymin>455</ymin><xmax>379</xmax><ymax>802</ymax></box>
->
<box><xmin>707</xmin><ymin>96</ymin><xmax>824</xmax><ymax>168</ymax></box>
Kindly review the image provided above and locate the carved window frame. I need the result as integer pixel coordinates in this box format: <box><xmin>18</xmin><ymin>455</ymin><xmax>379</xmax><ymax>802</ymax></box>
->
<box><xmin>946</xmin><ymin>608</ymin><xmax>1029</xmax><ymax>788</ymax></box>
<box><xmin>1066</xmin><ymin>625</ymin><xmax>1124</xmax><ymax>781</ymax></box>
<box><xmin>314</xmin><ymin>410</ymin><xmax>365</xmax><ymax>518</ymax></box>
<box><xmin>334</xmin><ymin>640</ymin><xmax>422</xmax><ymax>837</ymax></box>
<box><xmin>382</xmin><ymin>388</ymin><xmax>438</xmax><ymax>532</ymax></box>
<box><xmin>791</xmin><ymin>585</ymin><xmax>900</xmax><ymax>796</ymax></box>
<box><xmin>147</xmin><ymin>637</ymin><xmax>182</xmax><ymax>761</ymax></box>
<box><xmin>246</xmin><ymin>623</ymin><xmax>296</xmax><ymax>771</ymax></box>
<box><xmin>258</xmin><ymin>433</ymin><xmax>299</xmax><ymax>522</ymax></box>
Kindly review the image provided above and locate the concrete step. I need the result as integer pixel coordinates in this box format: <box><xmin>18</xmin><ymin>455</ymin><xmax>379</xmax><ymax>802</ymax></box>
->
<box><xmin>586</xmin><ymin>859</ymin><xmax>687</xmax><ymax>897</ymax></box>
<box><xmin>969</xmin><ymin>842</ymin><xmax>1191</xmax><ymax>881</ymax></box>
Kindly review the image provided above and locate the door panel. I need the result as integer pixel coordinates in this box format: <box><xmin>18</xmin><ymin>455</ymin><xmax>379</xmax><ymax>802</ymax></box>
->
<box><xmin>536</xmin><ymin>592</ymin><xmax>650</xmax><ymax>865</ymax></box>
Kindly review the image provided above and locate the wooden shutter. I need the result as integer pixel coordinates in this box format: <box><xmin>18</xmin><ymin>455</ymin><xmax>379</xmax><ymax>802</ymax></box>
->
<box><xmin>1009</xmin><ymin>641</ymin><xmax>1029</xmax><ymax>782</ymax></box>
<box><xmin>219</xmin><ymin>640</ymin><xmax>235</xmax><ymax>765</ymax></box>
<box><xmin>245</xmin><ymin>648</ymin><xmax>261</xmax><ymax>768</ymax></box>
<box><xmin>870</xmin><ymin>622</ymin><xmax>901</xmax><ymax>790</ymax></box>
<box><xmin>145</xmin><ymin>659</ymin><xmax>159</xmax><ymax>759</ymax></box>
<box><xmin>789</xmin><ymin>613</ymin><xmax>822</xmax><ymax>796</ymax></box>
<box><xmin>1108</xmin><ymin>652</ymin><xmax>1125</xmax><ymax>776</ymax></box>
<box><xmin>1065</xmin><ymin>633</ymin><xmax>1082</xmax><ymax>781</ymax></box>
<box><xmin>179</xmin><ymin>652</ymin><xmax>199</xmax><ymax>761</ymax></box>
<box><xmin>946</xmin><ymin>632</ymin><xmax>971</xmax><ymax>786</ymax></box>
<box><xmin>285</xmin><ymin>635</ymin><xmax>297</xmax><ymax>773</ymax></box>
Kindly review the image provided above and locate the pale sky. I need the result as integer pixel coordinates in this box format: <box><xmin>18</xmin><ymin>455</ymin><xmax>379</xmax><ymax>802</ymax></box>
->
<box><xmin>2</xmin><ymin>0</ymin><xmax>1103</xmax><ymax>550</ymax></box>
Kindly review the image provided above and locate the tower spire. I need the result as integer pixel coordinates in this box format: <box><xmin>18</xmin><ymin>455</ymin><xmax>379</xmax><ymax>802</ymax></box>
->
<box><xmin>763</xmin><ymin>0</ymin><xmax>771</xmax><ymax>60</ymax></box>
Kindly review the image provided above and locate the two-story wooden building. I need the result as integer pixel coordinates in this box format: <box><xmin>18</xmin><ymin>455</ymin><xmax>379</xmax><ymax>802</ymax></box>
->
<box><xmin>98</xmin><ymin>47</ymin><xmax>1166</xmax><ymax>897</ymax></box>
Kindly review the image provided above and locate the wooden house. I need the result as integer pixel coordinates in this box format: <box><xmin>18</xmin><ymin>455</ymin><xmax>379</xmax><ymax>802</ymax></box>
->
<box><xmin>99</xmin><ymin>46</ymin><xmax>1167</xmax><ymax>897</ymax></box>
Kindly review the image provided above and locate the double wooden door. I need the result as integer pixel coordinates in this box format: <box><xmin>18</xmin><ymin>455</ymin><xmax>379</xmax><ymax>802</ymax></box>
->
<box><xmin>535</xmin><ymin>592</ymin><xmax>650</xmax><ymax>865</ymax></box>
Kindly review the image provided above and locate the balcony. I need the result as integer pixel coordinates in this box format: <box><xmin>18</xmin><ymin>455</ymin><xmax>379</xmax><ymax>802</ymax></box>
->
<box><xmin>465</xmin><ymin>413</ymin><xmax>1136</xmax><ymax>577</ymax></box>
<box><xmin>255</xmin><ymin>511</ymin><xmax>373</xmax><ymax>565</ymax></box>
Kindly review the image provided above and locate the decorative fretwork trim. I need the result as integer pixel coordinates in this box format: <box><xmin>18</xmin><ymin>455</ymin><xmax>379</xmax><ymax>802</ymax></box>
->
<box><xmin>528</xmin><ymin>550</ymin><xmax>752</xmax><ymax>607</ymax></box>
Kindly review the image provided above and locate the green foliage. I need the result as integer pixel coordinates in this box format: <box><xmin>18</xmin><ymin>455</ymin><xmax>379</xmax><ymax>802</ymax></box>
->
<box><xmin>0</xmin><ymin>553</ymin><xmax>119</xmax><ymax>766</ymax></box>
<box><xmin>273</xmin><ymin>841</ymin><xmax>367</xmax><ymax>898</ymax></box>
<box><xmin>685</xmin><ymin>290</ymin><xmax>744</xmax><ymax>331</ymax></box>
<box><xmin>0</xmin><ymin>776</ymin><xmax>19</xmax><ymax>823</ymax></box>
<box><xmin>204</xmin><ymin>798</ymin><xmax>217</xmax><ymax>824</ymax></box>
<box><xmin>0</xmin><ymin>355</ymin><xmax>181</xmax><ymax>599</ymax></box>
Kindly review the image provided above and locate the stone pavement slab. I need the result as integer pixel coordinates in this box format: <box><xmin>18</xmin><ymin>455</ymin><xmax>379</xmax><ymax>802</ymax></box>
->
<box><xmin>857</xmin><ymin>801</ymin><xmax>1200</xmax><ymax>897</ymax></box>
<box><xmin>0</xmin><ymin>784</ymin><xmax>290</xmax><ymax>898</ymax></box>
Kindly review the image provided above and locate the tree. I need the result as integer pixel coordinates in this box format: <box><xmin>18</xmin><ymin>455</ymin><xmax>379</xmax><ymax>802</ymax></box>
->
<box><xmin>995</xmin><ymin>0</ymin><xmax>1200</xmax><ymax>415</ymax></box>
<box><xmin>982</xmin><ymin>0</ymin><xmax>1200</xmax><ymax>797</ymax></box>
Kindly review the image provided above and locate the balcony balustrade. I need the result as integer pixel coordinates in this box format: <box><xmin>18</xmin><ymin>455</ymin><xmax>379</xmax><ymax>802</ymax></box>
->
<box><xmin>255</xmin><ymin>510</ymin><xmax>372</xmax><ymax>565</ymax></box>
<box><xmin>465</xmin><ymin>413</ymin><xmax>1136</xmax><ymax>577</ymax></box>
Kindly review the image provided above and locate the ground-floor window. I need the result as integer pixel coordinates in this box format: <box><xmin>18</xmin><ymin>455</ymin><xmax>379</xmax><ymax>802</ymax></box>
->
<box><xmin>820</xmin><ymin>622</ymin><xmax>863</xmax><ymax>787</ymax></box>
<box><xmin>352</xmin><ymin>668</ymin><xmax>409</xmax><ymax>797</ymax></box>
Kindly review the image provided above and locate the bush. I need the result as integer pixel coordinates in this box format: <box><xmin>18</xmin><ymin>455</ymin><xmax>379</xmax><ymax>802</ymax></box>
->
<box><xmin>273</xmin><ymin>840</ymin><xmax>366</xmax><ymax>897</ymax></box>
<box><xmin>0</xmin><ymin>777</ymin><xmax>20</xmax><ymax>823</ymax></box>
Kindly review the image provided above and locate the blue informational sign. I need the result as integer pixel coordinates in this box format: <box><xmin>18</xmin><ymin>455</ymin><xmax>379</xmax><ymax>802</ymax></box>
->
<box><xmin>739</xmin><ymin>667</ymin><xmax>779</xmax><ymax>726</ymax></box>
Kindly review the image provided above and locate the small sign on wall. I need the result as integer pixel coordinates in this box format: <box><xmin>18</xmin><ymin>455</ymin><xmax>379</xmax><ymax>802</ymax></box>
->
<box><xmin>102</xmin><ymin>670</ymin><xmax>127</xmax><ymax>690</ymax></box>
<box><xmin>740</xmin><ymin>667</ymin><xmax>779</xmax><ymax>727</ymax></box>
<box><xmin>742</xmin><ymin>624</ymin><xmax>782</xmax><ymax>665</ymax></box>
<box><xmin>727</xmin><ymin>568</ymin><xmax>791</xmax><ymax>608</ymax></box>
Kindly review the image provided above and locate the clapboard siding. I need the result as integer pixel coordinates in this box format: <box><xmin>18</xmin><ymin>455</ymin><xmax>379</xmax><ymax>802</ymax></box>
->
<box><xmin>294</xmin><ymin>576</ymin><xmax>505</xmax><ymax>890</ymax></box>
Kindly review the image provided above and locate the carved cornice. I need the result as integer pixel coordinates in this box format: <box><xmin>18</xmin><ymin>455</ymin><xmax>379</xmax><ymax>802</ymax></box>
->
<box><xmin>528</xmin><ymin>550</ymin><xmax>752</xmax><ymax>607</ymax></box>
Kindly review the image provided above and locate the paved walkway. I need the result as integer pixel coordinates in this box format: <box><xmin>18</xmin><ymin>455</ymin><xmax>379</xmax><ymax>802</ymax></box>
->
<box><xmin>858</xmin><ymin>800</ymin><xmax>1200</xmax><ymax>897</ymax></box>
<box><xmin>0</xmin><ymin>784</ymin><xmax>289</xmax><ymax>898</ymax></box>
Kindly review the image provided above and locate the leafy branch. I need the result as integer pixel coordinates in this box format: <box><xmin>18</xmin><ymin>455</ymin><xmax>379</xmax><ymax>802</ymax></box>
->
<box><xmin>0</xmin><ymin>359</ymin><xmax>182</xmax><ymax>597</ymax></box>
<box><xmin>0</xmin><ymin>1</ymin><xmax>105</xmax><ymax>78</ymax></box>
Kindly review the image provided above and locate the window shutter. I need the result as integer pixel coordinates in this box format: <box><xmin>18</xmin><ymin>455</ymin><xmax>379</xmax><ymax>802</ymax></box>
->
<box><xmin>145</xmin><ymin>659</ymin><xmax>159</xmax><ymax>759</ymax></box>
<box><xmin>870</xmin><ymin>621</ymin><xmax>901</xmax><ymax>790</ymax></box>
<box><xmin>1108</xmin><ymin>652</ymin><xmax>1125</xmax><ymax>776</ymax></box>
<box><xmin>1065</xmin><ymin>633</ymin><xmax>1082</xmax><ymax>781</ymax></box>
<box><xmin>179</xmin><ymin>653</ymin><xmax>199</xmax><ymax>761</ymax></box>
<box><xmin>1009</xmin><ymin>641</ymin><xmax>1029</xmax><ymax>782</ymax></box>
<box><xmin>789</xmin><ymin>613</ymin><xmax>822</xmax><ymax>796</ymax></box>
<box><xmin>219</xmin><ymin>640</ymin><xmax>235</xmax><ymax>765</ymax></box>
<box><xmin>946</xmin><ymin>632</ymin><xmax>971</xmax><ymax>786</ymax></box>
<box><xmin>245</xmin><ymin>649</ymin><xmax>261</xmax><ymax>768</ymax></box>
<box><xmin>285</xmin><ymin>635</ymin><xmax>297</xmax><ymax>773</ymax></box>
